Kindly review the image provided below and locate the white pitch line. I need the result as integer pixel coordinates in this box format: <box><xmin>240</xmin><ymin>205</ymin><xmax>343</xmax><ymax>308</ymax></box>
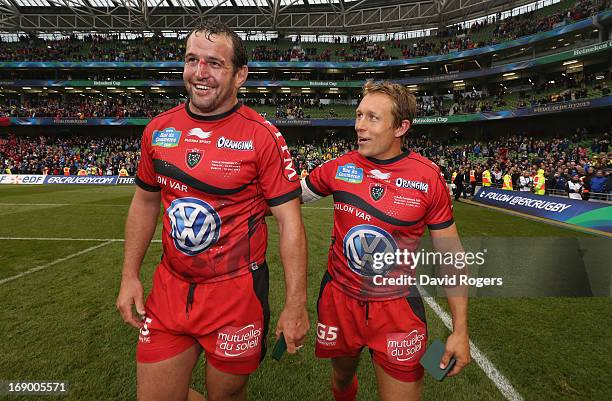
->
<box><xmin>418</xmin><ymin>286</ymin><xmax>525</xmax><ymax>401</ymax></box>
<box><xmin>0</xmin><ymin>241</ymin><xmax>115</xmax><ymax>285</ymax></box>
<box><xmin>0</xmin><ymin>237</ymin><xmax>162</xmax><ymax>243</ymax></box>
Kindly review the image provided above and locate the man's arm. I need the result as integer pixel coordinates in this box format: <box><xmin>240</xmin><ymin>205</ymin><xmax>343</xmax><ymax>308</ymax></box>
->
<box><xmin>429</xmin><ymin>223</ymin><xmax>471</xmax><ymax>377</ymax></box>
<box><xmin>116</xmin><ymin>187</ymin><xmax>161</xmax><ymax>328</ymax></box>
<box><xmin>300</xmin><ymin>176</ymin><xmax>326</xmax><ymax>203</ymax></box>
<box><xmin>269</xmin><ymin>197</ymin><xmax>309</xmax><ymax>354</ymax></box>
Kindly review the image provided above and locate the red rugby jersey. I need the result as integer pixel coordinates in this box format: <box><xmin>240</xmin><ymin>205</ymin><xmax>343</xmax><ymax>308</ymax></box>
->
<box><xmin>305</xmin><ymin>150</ymin><xmax>453</xmax><ymax>300</ymax></box>
<box><xmin>136</xmin><ymin>102</ymin><xmax>300</xmax><ymax>283</ymax></box>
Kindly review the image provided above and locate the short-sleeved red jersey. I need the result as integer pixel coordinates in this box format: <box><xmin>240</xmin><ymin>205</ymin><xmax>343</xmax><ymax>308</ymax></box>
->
<box><xmin>305</xmin><ymin>150</ymin><xmax>453</xmax><ymax>300</ymax></box>
<box><xmin>137</xmin><ymin>102</ymin><xmax>300</xmax><ymax>283</ymax></box>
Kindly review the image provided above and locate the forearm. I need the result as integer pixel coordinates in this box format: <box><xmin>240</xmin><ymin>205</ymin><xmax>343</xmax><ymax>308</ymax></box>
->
<box><xmin>122</xmin><ymin>192</ymin><xmax>160</xmax><ymax>279</ymax></box>
<box><xmin>277</xmin><ymin>219</ymin><xmax>308</xmax><ymax>308</ymax></box>
<box><xmin>446</xmin><ymin>292</ymin><xmax>468</xmax><ymax>335</ymax></box>
<box><xmin>431</xmin><ymin>229</ymin><xmax>468</xmax><ymax>335</ymax></box>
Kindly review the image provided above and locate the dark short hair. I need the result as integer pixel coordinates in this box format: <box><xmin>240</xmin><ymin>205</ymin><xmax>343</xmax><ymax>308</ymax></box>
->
<box><xmin>186</xmin><ymin>19</ymin><xmax>247</xmax><ymax>71</ymax></box>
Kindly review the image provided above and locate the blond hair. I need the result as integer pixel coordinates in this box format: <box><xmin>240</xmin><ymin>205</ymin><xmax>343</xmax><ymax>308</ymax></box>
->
<box><xmin>362</xmin><ymin>80</ymin><xmax>416</xmax><ymax>127</ymax></box>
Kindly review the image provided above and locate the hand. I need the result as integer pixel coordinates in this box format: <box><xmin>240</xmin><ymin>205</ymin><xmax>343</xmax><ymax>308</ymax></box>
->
<box><xmin>116</xmin><ymin>275</ymin><xmax>146</xmax><ymax>329</ymax></box>
<box><xmin>275</xmin><ymin>304</ymin><xmax>309</xmax><ymax>354</ymax></box>
<box><xmin>440</xmin><ymin>331</ymin><xmax>471</xmax><ymax>377</ymax></box>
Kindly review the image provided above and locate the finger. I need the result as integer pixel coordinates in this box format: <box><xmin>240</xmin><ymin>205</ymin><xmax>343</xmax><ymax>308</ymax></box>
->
<box><xmin>291</xmin><ymin>329</ymin><xmax>306</xmax><ymax>344</ymax></box>
<box><xmin>283</xmin><ymin>330</ymin><xmax>299</xmax><ymax>354</ymax></box>
<box><xmin>275</xmin><ymin>325</ymin><xmax>282</xmax><ymax>340</ymax></box>
<box><xmin>286</xmin><ymin>339</ymin><xmax>297</xmax><ymax>354</ymax></box>
<box><xmin>116</xmin><ymin>300</ymin><xmax>142</xmax><ymax>329</ymax></box>
<box><xmin>127</xmin><ymin>314</ymin><xmax>143</xmax><ymax>329</ymax></box>
<box><xmin>120</xmin><ymin>306</ymin><xmax>141</xmax><ymax>328</ymax></box>
<box><xmin>447</xmin><ymin>361</ymin><xmax>465</xmax><ymax>377</ymax></box>
<box><xmin>134</xmin><ymin>295</ymin><xmax>146</xmax><ymax>316</ymax></box>
<box><xmin>439</xmin><ymin>350</ymin><xmax>453</xmax><ymax>369</ymax></box>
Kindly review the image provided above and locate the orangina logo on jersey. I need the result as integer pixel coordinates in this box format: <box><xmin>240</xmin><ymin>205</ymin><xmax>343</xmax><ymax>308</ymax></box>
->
<box><xmin>167</xmin><ymin>197</ymin><xmax>221</xmax><ymax>256</ymax></box>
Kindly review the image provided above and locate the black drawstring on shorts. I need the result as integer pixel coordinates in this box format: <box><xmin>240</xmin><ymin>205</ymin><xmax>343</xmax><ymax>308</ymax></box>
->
<box><xmin>359</xmin><ymin>300</ymin><xmax>370</xmax><ymax>326</ymax></box>
<box><xmin>186</xmin><ymin>283</ymin><xmax>197</xmax><ymax>320</ymax></box>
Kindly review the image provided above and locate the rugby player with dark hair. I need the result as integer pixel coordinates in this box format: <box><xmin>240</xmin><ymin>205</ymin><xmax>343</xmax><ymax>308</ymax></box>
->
<box><xmin>116</xmin><ymin>20</ymin><xmax>309</xmax><ymax>401</ymax></box>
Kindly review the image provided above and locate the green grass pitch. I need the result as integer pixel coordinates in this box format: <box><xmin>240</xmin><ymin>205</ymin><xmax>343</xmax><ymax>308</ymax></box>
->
<box><xmin>0</xmin><ymin>185</ymin><xmax>610</xmax><ymax>400</ymax></box>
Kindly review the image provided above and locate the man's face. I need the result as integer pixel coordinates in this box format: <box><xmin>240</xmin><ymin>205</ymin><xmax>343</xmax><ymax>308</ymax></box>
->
<box><xmin>355</xmin><ymin>93</ymin><xmax>408</xmax><ymax>160</ymax></box>
<box><xmin>183</xmin><ymin>32</ymin><xmax>247</xmax><ymax>116</ymax></box>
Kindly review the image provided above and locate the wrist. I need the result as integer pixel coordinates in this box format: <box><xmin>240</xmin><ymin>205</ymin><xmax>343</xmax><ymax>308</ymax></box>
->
<box><xmin>452</xmin><ymin>324</ymin><xmax>469</xmax><ymax>337</ymax></box>
<box><xmin>284</xmin><ymin>297</ymin><xmax>307</xmax><ymax>310</ymax></box>
<box><xmin>121</xmin><ymin>267</ymin><xmax>140</xmax><ymax>280</ymax></box>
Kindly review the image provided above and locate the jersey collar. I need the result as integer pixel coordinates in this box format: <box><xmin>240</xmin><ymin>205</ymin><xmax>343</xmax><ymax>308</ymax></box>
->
<box><xmin>185</xmin><ymin>100</ymin><xmax>242</xmax><ymax>121</ymax></box>
<box><xmin>366</xmin><ymin>150</ymin><xmax>410</xmax><ymax>165</ymax></box>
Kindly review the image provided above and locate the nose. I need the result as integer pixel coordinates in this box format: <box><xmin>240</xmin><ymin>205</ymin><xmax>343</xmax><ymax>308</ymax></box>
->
<box><xmin>355</xmin><ymin>116</ymin><xmax>366</xmax><ymax>132</ymax></box>
<box><xmin>196</xmin><ymin>59</ymin><xmax>210</xmax><ymax>79</ymax></box>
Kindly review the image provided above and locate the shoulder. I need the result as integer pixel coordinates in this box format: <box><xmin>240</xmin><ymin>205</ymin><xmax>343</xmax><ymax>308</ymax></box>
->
<box><xmin>234</xmin><ymin>104</ymin><xmax>277</xmax><ymax>133</ymax></box>
<box><xmin>405</xmin><ymin>151</ymin><xmax>443</xmax><ymax>178</ymax></box>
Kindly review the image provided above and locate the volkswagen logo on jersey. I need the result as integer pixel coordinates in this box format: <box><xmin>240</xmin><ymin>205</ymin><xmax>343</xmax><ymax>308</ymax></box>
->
<box><xmin>343</xmin><ymin>224</ymin><xmax>397</xmax><ymax>276</ymax></box>
<box><xmin>167</xmin><ymin>197</ymin><xmax>221</xmax><ymax>256</ymax></box>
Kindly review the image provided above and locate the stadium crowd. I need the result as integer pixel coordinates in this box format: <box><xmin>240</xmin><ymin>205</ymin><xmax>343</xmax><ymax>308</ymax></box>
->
<box><xmin>1</xmin><ymin>134</ymin><xmax>140</xmax><ymax>176</ymax></box>
<box><xmin>2</xmin><ymin>72</ymin><xmax>607</xmax><ymax>120</ymax></box>
<box><xmin>491</xmin><ymin>0</ymin><xmax>599</xmax><ymax>41</ymax></box>
<box><xmin>0</xmin><ymin>97</ymin><xmax>174</xmax><ymax>119</ymax></box>
<box><xmin>0</xmin><ymin>0</ymin><xmax>606</xmax><ymax>62</ymax></box>
<box><xmin>2</xmin><ymin>128</ymin><xmax>610</xmax><ymax>199</ymax></box>
<box><xmin>412</xmin><ymin>128</ymin><xmax>611</xmax><ymax>199</ymax></box>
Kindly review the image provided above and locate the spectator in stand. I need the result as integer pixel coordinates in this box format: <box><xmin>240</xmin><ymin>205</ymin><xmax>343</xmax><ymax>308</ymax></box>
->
<box><xmin>566</xmin><ymin>173</ymin><xmax>584</xmax><ymax>199</ymax></box>
<box><xmin>518</xmin><ymin>170</ymin><xmax>533</xmax><ymax>191</ymax></box>
<box><xmin>589</xmin><ymin>169</ymin><xmax>608</xmax><ymax>199</ymax></box>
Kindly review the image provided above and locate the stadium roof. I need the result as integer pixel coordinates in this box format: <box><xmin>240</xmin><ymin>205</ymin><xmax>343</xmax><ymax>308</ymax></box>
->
<box><xmin>0</xmin><ymin>0</ymin><xmax>537</xmax><ymax>34</ymax></box>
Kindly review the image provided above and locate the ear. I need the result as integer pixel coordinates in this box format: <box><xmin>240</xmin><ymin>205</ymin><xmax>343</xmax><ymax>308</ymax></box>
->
<box><xmin>394</xmin><ymin>119</ymin><xmax>411</xmax><ymax>139</ymax></box>
<box><xmin>234</xmin><ymin>65</ymin><xmax>248</xmax><ymax>89</ymax></box>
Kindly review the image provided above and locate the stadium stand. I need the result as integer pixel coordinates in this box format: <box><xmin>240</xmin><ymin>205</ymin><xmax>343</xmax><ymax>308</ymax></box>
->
<box><xmin>1</xmin><ymin>71</ymin><xmax>608</xmax><ymax>120</ymax></box>
<box><xmin>0</xmin><ymin>0</ymin><xmax>607</xmax><ymax>62</ymax></box>
<box><xmin>1</xmin><ymin>129</ymin><xmax>609</xmax><ymax>199</ymax></box>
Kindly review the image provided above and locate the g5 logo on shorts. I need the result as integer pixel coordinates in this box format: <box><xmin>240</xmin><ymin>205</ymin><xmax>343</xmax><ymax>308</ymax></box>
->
<box><xmin>343</xmin><ymin>224</ymin><xmax>397</xmax><ymax>276</ymax></box>
<box><xmin>167</xmin><ymin>197</ymin><xmax>221</xmax><ymax>256</ymax></box>
<box><xmin>316</xmin><ymin>323</ymin><xmax>339</xmax><ymax>347</ymax></box>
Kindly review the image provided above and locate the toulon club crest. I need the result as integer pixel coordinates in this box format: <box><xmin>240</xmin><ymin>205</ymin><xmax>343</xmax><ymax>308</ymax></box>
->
<box><xmin>370</xmin><ymin>183</ymin><xmax>386</xmax><ymax>201</ymax></box>
<box><xmin>186</xmin><ymin>149</ymin><xmax>203</xmax><ymax>169</ymax></box>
